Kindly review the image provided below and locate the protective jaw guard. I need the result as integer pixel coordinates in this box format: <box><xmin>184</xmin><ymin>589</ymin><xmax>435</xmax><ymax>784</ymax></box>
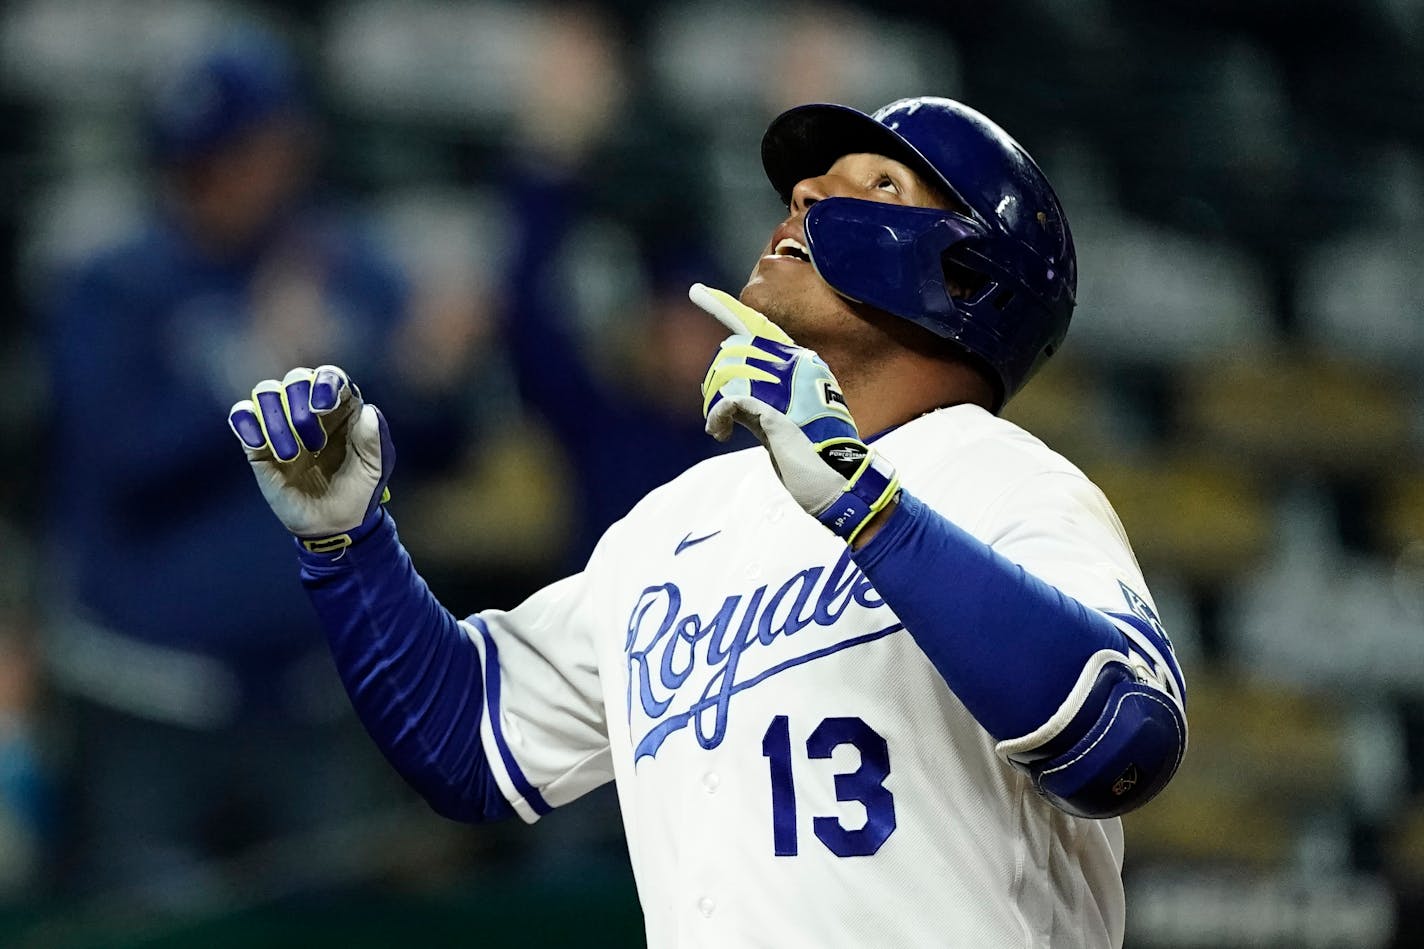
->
<box><xmin>804</xmin><ymin>196</ymin><xmax>1069</xmax><ymax>410</ymax></box>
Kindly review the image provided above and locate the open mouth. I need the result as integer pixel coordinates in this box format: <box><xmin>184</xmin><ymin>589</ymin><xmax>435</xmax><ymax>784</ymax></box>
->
<box><xmin>764</xmin><ymin>237</ymin><xmax>811</xmax><ymax>262</ymax></box>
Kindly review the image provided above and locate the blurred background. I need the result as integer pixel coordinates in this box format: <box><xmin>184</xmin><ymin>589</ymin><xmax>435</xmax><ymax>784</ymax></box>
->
<box><xmin>0</xmin><ymin>0</ymin><xmax>1419</xmax><ymax>946</ymax></box>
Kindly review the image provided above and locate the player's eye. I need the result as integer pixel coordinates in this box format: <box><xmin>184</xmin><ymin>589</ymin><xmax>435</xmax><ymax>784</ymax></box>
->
<box><xmin>875</xmin><ymin>175</ymin><xmax>900</xmax><ymax>195</ymax></box>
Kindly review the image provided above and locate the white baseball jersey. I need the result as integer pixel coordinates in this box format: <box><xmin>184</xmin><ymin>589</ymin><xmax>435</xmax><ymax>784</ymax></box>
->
<box><xmin>460</xmin><ymin>404</ymin><xmax>1157</xmax><ymax>948</ymax></box>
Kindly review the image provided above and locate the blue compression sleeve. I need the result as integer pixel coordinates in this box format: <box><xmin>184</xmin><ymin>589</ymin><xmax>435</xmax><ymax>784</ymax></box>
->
<box><xmin>298</xmin><ymin>512</ymin><xmax>513</xmax><ymax>823</ymax></box>
<box><xmin>850</xmin><ymin>492</ymin><xmax>1131</xmax><ymax>742</ymax></box>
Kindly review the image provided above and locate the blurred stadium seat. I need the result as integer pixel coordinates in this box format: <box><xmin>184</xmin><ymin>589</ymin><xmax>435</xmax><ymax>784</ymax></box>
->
<box><xmin>0</xmin><ymin>0</ymin><xmax>235</xmax><ymax>107</ymax></box>
<box><xmin>1379</xmin><ymin>474</ymin><xmax>1424</xmax><ymax>554</ymax></box>
<box><xmin>1297</xmin><ymin>149</ymin><xmax>1424</xmax><ymax>369</ymax></box>
<box><xmin>324</xmin><ymin>1</ymin><xmax>541</xmax><ymax>124</ymax></box>
<box><xmin>1227</xmin><ymin>486</ymin><xmax>1424</xmax><ymax>694</ymax></box>
<box><xmin>1048</xmin><ymin>141</ymin><xmax>1277</xmax><ymax>366</ymax></box>
<box><xmin>1088</xmin><ymin>454</ymin><xmax>1271</xmax><ymax>582</ymax></box>
<box><xmin>1178</xmin><ymin>351</ymin><xmax>1416</xmax><ymax>475</ymax></box>
<box><xmin>1125</xmin><ymin>672</ymin><xmax>1348</xmax><ymax>865</ymax></box>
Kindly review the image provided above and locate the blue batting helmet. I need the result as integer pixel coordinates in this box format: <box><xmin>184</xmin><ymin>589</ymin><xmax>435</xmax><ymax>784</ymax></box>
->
<box><xmin>761</xmin><ymin>96</ymin><xmax>1076</xmax><ymax>409</ymax></box>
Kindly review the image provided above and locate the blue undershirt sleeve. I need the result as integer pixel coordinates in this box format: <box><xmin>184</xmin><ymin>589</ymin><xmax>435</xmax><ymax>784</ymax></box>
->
<box><xmin>297</xmin><ymin>511</ymin><xmax>513</xmax><ymax>823</ymax></box>
<box><xmin>850</xmin><ymin>491</ymin><xmax>1131</xmax><ymax>742</ymax></box>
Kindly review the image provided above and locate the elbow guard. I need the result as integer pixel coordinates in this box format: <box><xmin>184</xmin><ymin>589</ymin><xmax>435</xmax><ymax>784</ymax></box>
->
<box><xmin>999</xmin><ymin>650</ymin><xmax>1186</xmax><ymax>819</ymax></box>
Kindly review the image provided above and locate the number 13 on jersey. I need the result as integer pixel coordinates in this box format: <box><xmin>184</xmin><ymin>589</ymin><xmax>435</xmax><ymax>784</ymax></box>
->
<box><xmin>762</xmin><ymin>715</ymin><xmax>896</xmax><ymax>857</ymax></box>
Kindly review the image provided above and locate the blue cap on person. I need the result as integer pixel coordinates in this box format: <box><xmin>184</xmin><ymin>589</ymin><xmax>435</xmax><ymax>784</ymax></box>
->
<box><xmin>148</xmin><ymin>27</ymin><xmax>306</xmax><ymax>166</ymax></box>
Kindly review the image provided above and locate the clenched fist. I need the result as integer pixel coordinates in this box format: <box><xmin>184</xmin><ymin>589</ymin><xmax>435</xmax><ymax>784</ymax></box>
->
<box><xmin>228</xmin><ymin>365</ymin><xmax>394</xmax><ymax>551</ymax></box>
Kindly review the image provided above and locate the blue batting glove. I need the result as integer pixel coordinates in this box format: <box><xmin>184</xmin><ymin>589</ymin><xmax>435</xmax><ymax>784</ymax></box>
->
<box><xmin>228</xmin><ymin>366</ymin><xmax>395</xmax><ymax>552</ymax></box>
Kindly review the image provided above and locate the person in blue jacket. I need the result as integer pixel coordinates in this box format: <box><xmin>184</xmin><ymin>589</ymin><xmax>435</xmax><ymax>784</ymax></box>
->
<box><xmin>502</xmin><ymin>163</ymin><xmax>744</xmax><ymax>565</ymax></box>
<box><xmin>42</xmin><ymin>30</ymin><xmax>460</xmax><ymax>898</ymax></box>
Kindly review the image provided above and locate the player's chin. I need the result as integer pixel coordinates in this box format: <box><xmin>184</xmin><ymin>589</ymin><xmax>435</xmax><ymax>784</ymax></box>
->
<box><xmin>742</xmin><ymin>257</ymin><xmax>838</xmax><ymax>317</ymax></box>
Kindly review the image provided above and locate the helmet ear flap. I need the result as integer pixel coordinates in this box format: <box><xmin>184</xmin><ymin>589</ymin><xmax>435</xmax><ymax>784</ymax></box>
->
<box><xmin>804</xmin><ymin>197</ymin><xmax>984</xmax><ymax>326</ymax></box>
<box><xmin>804</xmin><ymin>196</ymin><xmax>1069</xmax><ymax>410</ymax></box>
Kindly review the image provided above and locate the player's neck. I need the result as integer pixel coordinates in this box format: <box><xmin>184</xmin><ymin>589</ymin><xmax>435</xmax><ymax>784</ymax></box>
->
<box><xmin>837</xmin><ymin>350</ymin><xmax>995</xmax><ymax>436</ymax></box>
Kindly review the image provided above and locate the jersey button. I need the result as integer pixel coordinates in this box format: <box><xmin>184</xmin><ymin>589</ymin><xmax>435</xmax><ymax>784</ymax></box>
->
<box><xmin>702</xmin><ymin>772</ymin><xmax>720</xmax><ymax>794</ymax></box>
<box><xmin>743</xmin><ymin>562</ymin><xmax>761</xmax><ymax>579</ymax></box>
<box><xmin>698</xmin><ymin>896</ymin><xmax>716</xmax><ymax>918</ymax></box>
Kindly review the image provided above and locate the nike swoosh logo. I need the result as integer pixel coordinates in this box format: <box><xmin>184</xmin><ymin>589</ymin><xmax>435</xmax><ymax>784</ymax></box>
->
<box><xmin>675</xmin><ymin>530</ymin><xmax>722</xmax><ymax>555</ymax></box>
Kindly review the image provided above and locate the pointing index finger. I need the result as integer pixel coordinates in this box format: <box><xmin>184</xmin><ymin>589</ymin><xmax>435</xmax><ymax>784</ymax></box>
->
<box><xmin>688</xmin><ymin>283</ymin><xmax>795</xmax><ymax>345</ymax></box>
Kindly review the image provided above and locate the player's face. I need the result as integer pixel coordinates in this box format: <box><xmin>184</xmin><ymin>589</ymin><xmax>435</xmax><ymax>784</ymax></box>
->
<box><xmin>741</xmin><ymin>153</ymin><xmax>950</xmax><ymax>348</ymax></box>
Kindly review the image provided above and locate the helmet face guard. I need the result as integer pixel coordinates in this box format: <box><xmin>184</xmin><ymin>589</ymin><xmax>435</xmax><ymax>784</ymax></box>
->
<box><xmin>804</xmin><ymin>198</ymin><xmax>980</xmax><ymax>327</ymax></box>
<box><xmin>763</xmin><ymin>97</ymin><xmax>1076</xmax><ymax>409</ymax></box>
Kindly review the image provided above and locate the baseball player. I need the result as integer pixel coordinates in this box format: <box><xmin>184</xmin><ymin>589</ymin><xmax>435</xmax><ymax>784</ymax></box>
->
<box><xmin>229</xmin><ymin>98</ymin><xmax>1186</xmax><ymax>947</ymax></box>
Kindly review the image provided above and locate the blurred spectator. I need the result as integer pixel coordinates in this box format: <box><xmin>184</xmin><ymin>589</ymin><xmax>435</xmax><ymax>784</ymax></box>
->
<box><xmin>469</xmin><ymin>5</ymin><xmax>746</xmax><ymax>879</ymax></box>
<box><xmin>504</xmin><ymin>169</ymin><xmax>740</xmax><ymax>563</ymax></box>
<box><xmin>39</xmin><ymin>28</ymin><xmax>473</xmax><ymax>902</ymax></box>
<box><xmin>501</xmin><ymin>3</ymin><xmax>743</xmax><ymax>566</ymax></box>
